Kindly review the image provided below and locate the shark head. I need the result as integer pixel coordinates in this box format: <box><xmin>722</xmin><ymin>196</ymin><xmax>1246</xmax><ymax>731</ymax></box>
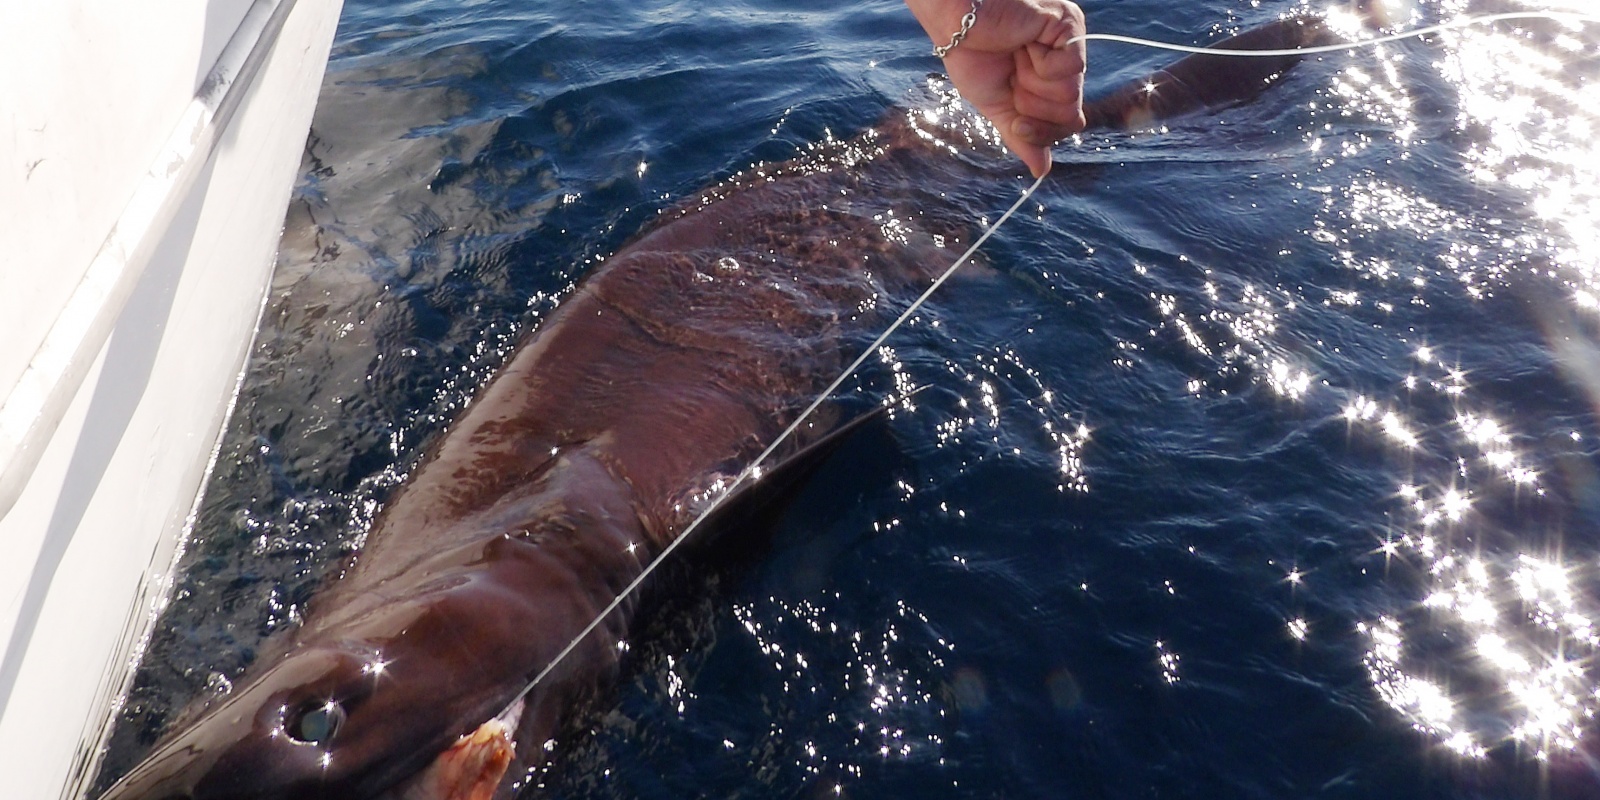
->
<box><xmin>96</xmin><ymin>593</ymin><xmax>534</xmax><ymax>800</ymax></box>
<box><xmin>97</xmin><ymin>543</ymin><xmax>605</xmax><ymax>800</ymax></box>
<box><xmin>98</xmin><ymin>644</ymin><xmax>447</xmax><ymax>799</ymax></box>
<box><xmin>99</xmin><ymin>456</ymin><xmax>652</xmax><ymax>800</ymax></box>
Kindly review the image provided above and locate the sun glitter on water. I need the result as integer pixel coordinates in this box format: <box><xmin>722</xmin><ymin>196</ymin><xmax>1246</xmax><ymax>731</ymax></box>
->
<box><xmin>1300</xmin><ymin>0</ymin><xmax>1600</xmax><ymax>763</ymax></box>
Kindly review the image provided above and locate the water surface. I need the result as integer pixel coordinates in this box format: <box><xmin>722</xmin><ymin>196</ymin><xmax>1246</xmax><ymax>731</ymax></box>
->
<box><xmin>99</xmin><ymin>0</ymin><xmax>1600</xmax><ymax>797</ymax></box>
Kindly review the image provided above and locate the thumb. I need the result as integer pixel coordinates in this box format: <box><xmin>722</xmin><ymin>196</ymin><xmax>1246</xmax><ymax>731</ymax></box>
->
<box><xmin>1001</xmin><ymin>120</ymin><xmax>1052</xmax><ymax>178</ymax></box>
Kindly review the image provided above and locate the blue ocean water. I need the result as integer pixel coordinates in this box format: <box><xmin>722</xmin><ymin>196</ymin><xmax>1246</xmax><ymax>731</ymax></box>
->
<box><xmin>97</xmin><ymin>0</ymin><xmax>1600</xmax><ymax>798</ymax></box>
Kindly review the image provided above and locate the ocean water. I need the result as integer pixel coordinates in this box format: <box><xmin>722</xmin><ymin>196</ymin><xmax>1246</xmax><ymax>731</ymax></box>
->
<box><xmin>95</xmin><ymin>0</ymin><xmax>1600</xmax><ymax>797</ymax></box>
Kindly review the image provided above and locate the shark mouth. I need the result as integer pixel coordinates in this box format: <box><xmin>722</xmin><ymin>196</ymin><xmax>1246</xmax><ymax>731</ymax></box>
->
<box><xmin>388</xmin><ymin>699</ymin><xmax>525</xmax><ymax>800</ymax></box>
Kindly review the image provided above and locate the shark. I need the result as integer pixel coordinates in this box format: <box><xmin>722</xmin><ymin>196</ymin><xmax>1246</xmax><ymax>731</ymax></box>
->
<box><xmin>96</xmin><ymin>14</ymin><xmax>1343</xmax><ymax>800</ymax></box>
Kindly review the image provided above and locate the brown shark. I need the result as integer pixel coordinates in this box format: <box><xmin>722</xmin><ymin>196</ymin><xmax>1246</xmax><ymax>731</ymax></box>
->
<box><xmin>96</xmin><ymin>15</ymin><xmax>1345</xmax><ymax>800</ymax></box>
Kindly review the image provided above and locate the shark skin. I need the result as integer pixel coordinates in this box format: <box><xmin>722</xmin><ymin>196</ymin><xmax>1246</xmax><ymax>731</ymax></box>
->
<box><xmin>96</xmin><ymin>15</ymin><xmax>1344</xmax><ymax>800</ymax></box>
<box><xmin>97</xmin><ymin>101</ymin><xmax>963</xmax><ymax>800</ymax></box>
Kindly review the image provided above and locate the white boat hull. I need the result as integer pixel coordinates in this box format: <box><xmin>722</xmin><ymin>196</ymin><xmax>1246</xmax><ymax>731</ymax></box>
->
<box><xmin>0</xmin><ymin>1</ymin><xmax>344</xmax><ymax>796</ymax></box>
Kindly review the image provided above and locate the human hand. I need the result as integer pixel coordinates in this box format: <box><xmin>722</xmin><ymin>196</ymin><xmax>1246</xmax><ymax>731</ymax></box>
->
<box><xmin>905</xmin><ymin>0</ymin><xmax>1087</xmax><ymax>177</ymax></box>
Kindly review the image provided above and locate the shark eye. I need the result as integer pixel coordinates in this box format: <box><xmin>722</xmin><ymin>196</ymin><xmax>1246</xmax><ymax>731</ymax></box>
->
<box><xmin>288</xmin><ymin>700</ymin><xmax>346</xmax><ymax>745</ymax></box>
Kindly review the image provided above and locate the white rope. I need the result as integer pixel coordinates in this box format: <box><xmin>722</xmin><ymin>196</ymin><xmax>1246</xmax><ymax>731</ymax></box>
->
<box><xmin>503</xmin><ymin>7</ymin><xmax>1600</xmax><ymax>715</ymax></box>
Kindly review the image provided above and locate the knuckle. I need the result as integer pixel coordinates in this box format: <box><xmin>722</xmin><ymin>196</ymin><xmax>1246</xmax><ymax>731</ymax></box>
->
<box><xmin>1064</xmin><ymin>2</ymin><xmax>1086</xmax><ymax>27</ymax></box>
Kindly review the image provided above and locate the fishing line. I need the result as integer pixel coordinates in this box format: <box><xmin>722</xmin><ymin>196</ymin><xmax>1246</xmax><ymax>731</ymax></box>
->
<box><xmin>503</xmin><ymin>170</ymin><xmax>1050</xmax><ymax>718</ymax></box>
<box><xmin>1068</xmin><ymin>10</ymin><xmax>1600</xmax><ymax>58</ymax></box>
<box><xmin>501</xmin><ymin>7</ymin><xmax>1600</xmax><ymax>723</ymax></box>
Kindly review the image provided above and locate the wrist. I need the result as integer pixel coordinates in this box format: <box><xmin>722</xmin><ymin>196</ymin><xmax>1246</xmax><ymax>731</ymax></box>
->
<box><xmin>932</xmin><ymin>0</ymin><xmax>984</xmax><ymax>57</ymax></box>
<box><xmin>905</xmin><ymin>0</ymin><xmax>985</xmax><ymax>53</ymax></box>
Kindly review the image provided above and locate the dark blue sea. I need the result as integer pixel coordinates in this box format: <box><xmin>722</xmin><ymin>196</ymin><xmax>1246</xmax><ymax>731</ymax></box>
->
<box><xmin>97</xmin><ymin>0</ymin><xmax>1600</xmax><ymax>797</ymax></box>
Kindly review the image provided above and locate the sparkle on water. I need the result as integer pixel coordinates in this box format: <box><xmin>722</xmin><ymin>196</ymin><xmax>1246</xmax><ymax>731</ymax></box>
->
<box><xmin>1307</xmin><ymin>0</ymin><xmax>1600</xmax><ymax>763</ymax></box>
<box><xmin>1077</xmin><ymin>0</ymin><xmax>1600</xmax><ymax>765</ymax></box>
<box><xmin>94</xmin><ymin>0</ymin><xmax>1600</xmax><ymax>795</ymax></box>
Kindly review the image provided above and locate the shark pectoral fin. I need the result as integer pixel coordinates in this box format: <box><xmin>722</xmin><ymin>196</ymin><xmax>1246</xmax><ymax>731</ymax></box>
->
<box><xmin>1082</xmin><ymin>15</ymin><xmax>1339</xmax><ymax>132</ymax></box>
<box><xmin>697</xmin><ymin>398</ymin><xmax>903</xmax><ymax>548</ymax></box>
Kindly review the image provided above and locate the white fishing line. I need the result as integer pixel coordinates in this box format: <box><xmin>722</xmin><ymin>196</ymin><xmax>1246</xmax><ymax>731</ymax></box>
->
<box><xmin>503</xmin><ymin>167</ymin><xmax>1050</xmax><ymax>715</ymax></box>
<box><xmin>502</xmin><ymin>7</ymin><xmax>1600</xmax><ymax>718</ymax></box>
<box><xmin>1067</xmin><ymin>10</ymin><xmax>1600</xmax><ymax>57</ymax></box>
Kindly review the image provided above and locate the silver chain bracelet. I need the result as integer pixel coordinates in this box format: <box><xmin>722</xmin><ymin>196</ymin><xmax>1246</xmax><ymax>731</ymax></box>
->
<box><xmin>932</xmin><ymin>0</ymin><xmax>984</xmax><ymax>58</ymax></box>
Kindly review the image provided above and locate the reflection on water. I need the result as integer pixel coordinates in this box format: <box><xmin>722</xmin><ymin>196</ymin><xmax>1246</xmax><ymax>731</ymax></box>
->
<box><xmin>1305</xmin><ymin>0</ymin><xmax>1600</xmax><ymax>764</ymax></box>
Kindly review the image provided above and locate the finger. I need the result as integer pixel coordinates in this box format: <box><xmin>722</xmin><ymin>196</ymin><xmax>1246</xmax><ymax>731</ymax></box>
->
<box><xmin>1015</xmin><ymin>43</ymin><xmax>1084</xmax><ymax>105</ymax></box>
<box><xmin>1013</xmin><ymin>66</ymin><xmax>1085</xmax><ymax>110</ymax></box>
<box><xmin>1013</xmin><ymin>85</ymin><xmax>1085</xmax><ymax>136</ymax></box>
<box><xmin>980</xmin><ymin>104</ymin><xmax>1052</xmax><ymax>177</ymax></box>
<box><xmin>1025</xmin><ymin>36</ymin><xmax>1086</xmax><ymax>83</ymax></box>
<box><xmin>998</xmin><ymin>125</ymin><xmax>1051</xmax><ymax>178</ymax></box>
<box><xmin>1012</xmin><ymin>50</ymin><xmax>1085</xmax><ymax>133</ymax></box>
<box><xmin>1013</xmin><ymin>113</ymin><xmax>1081</xmax><ymax>149</ymax></box>
<box><xmin>1037</xmin><ymin>0</ymin><xmax>1088</xmax><ymax>51</ymax></box>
